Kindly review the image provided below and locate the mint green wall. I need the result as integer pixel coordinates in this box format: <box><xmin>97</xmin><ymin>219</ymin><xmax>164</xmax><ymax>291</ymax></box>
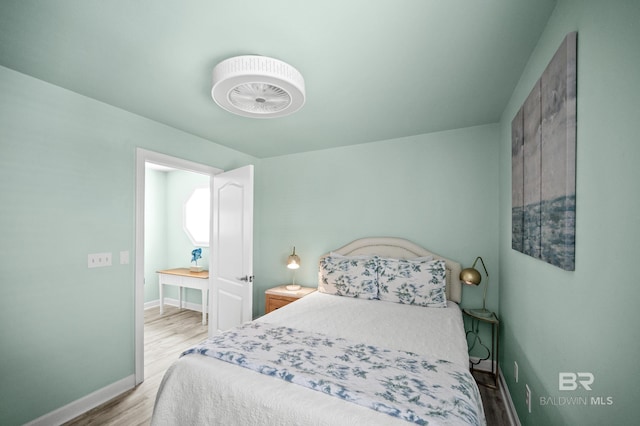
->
<box><xmin>0</xmin><ymin>65</ymin><xmax>255</xmax><ymax>425</ymax></box>
<box><xmin>498</xmin><ymin>1</ymin><xmax>640</xmax><ymax>425</ymax></box>
<box><xmin>144</xmin><ymin>168</ymin><xmax>167</xmax><ymax>303</ymax></box>
<box><xmin>165</xmin><ymin>169</ymin><xmax>210</xmax><ymax>304</ymax></box>
<box><xmin>255</xmin><ymin>124</ymin><xmax>500</xmax><ymax>323</ymax></box>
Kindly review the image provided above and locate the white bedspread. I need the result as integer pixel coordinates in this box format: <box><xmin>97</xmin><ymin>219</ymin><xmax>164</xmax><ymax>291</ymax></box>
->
<box><xmin>152</xmin><ymin>292</ymin><xmax>484</xmax><ymax>426</ymax></box>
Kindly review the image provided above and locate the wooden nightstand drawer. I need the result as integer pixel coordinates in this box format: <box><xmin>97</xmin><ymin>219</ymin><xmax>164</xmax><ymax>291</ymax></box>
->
<box><xmin>266</xmin><ymin>295</ymin><xmax>296</xmax><ymax>312</ymax></box>
<box><xmin>265</xmin><ymin>285</ymin><xmax>316</xmax><ymax>314</ymax></box>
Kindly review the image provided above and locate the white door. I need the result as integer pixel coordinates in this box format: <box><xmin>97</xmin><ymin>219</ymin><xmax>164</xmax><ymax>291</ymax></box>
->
<box><xmin>210</xmin><ymin>165</ymin><xmax>254</xmax><ymax>336</ymax></box>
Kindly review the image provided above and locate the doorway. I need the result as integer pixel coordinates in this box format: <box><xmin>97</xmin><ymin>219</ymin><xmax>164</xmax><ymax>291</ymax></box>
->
<box><xmin>134</xmin><ymin>149</ymin><xmax>221</xmax><ymax>385</ymax></box>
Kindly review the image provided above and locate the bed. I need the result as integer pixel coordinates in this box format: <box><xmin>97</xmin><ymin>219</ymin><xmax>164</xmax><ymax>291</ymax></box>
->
<box><xmin>152</xmin><ymin>237</ymin><xmax>485</xmax><ymax>425</ymax></box>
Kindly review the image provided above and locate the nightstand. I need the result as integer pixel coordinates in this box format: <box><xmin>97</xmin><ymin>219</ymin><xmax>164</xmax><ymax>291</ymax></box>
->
<box><xmin>463</xmin><ymin>308</ymin><xmax>500</xmax><ymax>389</ymax></box>
<box><xmin>265</xmin><ymin>285</ymin><xmax>316</xmax><ymax>314</ymax></box>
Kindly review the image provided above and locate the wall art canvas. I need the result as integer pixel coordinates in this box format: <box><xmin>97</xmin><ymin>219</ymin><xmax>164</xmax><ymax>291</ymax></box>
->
<box><xmin>512</xmin><ymin>32</ymin><xmax>577</xmax><ymax>271</ymax></box>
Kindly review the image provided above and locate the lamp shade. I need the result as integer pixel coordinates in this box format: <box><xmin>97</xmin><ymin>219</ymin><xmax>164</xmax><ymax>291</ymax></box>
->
<box><xmin>287</xmin><ymin>247</ymin><xmax>300</xmax><ymax>269</ymax></box>
<box><xmin>460</xmin><ymin>267</ymin><xmax>482</xmax><ymax>286</ymax></box>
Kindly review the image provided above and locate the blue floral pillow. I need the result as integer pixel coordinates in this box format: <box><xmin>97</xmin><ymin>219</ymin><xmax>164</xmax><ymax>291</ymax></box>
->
<box><xmin>318</xmin><ymin>256</ymin><xmax>379</xmax><ymax>299</ymax></box>
<box><xmin>377</xmin><ymin>258</ymin><xmax>447</xmax><ymax>307</ymax></box>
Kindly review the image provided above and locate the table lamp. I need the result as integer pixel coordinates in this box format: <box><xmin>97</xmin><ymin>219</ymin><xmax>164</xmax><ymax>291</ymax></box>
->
<box><xmin>286</xmin><ymin>247</ymin><xmax>301</xmax><ymax>291</ymax></box>
<box><xmin>460</xmin><ymin>256</ymin><xmax>492</xmax><ymax>317</ymax></box>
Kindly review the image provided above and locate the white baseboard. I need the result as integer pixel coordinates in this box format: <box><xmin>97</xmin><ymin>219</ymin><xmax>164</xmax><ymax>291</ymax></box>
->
<box><xmin>144</xmin><ymin>297</ymin><xmax>203</xmax><ymax>312</ymax></box>
<box><xmin>499</xmin><ymin>369</ymin><xmax>521</xmax><ymax>426</ymax></box>
<box><xmin>24</xmin><ymin>375</ymin><xmax>135</xmax><ymax>426</ymax></box>
<box><xmin>144</xmin><ymin>299</ymin><xmax>159</xmax><ymax>309</ymax></box>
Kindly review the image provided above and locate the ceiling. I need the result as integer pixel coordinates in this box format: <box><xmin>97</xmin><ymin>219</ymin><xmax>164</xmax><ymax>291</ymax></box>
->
<box><xmin>0</xmin><ymin>0</ymin><xmax>557</xmax><ymax>158</ymax></box>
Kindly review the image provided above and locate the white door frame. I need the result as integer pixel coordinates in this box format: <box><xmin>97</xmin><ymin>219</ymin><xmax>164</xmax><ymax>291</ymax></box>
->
<box><xmin>134</xmin><ymin>148</ymin><xmax>222</xmax><ymax>385</ymax></box>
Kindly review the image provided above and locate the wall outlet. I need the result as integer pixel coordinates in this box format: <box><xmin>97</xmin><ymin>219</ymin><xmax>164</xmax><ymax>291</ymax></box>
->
<box><xmin>525</xmin><ymin>384</ymin><xmax>532</xmax><ymax>413</ymax></box>
<box><xmin>514</xmin><ymin>361</ymin><xmax>519</xmax><ymax>383</ymax></box>
<box><xmin>88</xmin><ymin>252</ymin><xmax>112</xmax><ymax>268</ymax></box>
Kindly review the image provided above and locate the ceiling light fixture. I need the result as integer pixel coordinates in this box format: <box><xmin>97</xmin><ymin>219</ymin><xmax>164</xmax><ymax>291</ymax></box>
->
<box><xmin>211</xmin><ymin>55</ymin><xmax>305</xmax><ymax>118</ymax></box>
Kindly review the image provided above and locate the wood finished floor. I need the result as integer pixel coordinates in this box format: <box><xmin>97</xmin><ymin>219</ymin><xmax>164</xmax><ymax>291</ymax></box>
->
<box><xmin>65</xmin><ymin>307</ymin><xmax>512</xmax><ymax>425</ymax></box>
<box><xmin>473</xmin><ymin>370</ymin><xmax>511</xmax><ymax>426</ymax></box>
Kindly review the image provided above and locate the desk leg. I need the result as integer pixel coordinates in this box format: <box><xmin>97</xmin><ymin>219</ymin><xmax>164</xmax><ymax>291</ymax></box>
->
<box><xmin>202</xmin><ymin>289</ymin><xmax>208</xmax><ymax>325</ymax></box>
<box><xmin>159</xmin><ymin>282</ymin><xmax>164</xmax><ymax>315</ymax></box>
<box><xmin>179</xmin><ymin>286</ymin><xmax>183</xmax><ymax>309</ymax></box>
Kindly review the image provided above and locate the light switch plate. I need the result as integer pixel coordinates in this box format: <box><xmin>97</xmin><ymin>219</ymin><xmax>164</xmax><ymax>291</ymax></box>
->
<box><xmin>88</xmin><ymin>252</ymin><xmax>112</xmax><ymax>268</ymax></box>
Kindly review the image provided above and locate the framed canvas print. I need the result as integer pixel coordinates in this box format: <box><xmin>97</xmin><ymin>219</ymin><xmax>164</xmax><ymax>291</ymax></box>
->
<box><xmin>511</xmin><ymin>32</ymin><xmax>577</xmax><ymax>271</ymax></box>
<box><xmin>511</xmin><ymin>108</ymin><xmax>524</xmax><ymax>253</ymax></box>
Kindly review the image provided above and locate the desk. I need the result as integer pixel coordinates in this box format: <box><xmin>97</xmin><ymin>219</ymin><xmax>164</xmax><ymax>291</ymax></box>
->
<box><xmin>157</xmin><ymin>268</ymin><xmax>209</xmax><ymax>325</ymax></box>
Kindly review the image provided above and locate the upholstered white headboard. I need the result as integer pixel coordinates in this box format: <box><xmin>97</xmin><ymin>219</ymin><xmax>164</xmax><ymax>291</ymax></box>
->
<box><xmin>319</xmin><ymin>237</ymin><xmax>462</xmax><ymax>303</ymax></box>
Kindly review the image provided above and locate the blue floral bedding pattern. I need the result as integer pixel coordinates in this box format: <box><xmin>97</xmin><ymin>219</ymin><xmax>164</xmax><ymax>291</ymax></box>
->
<box><xmin>318</xmin><ymin>255</ymin><xmax>379</xmax><ymax>299</ymax></box>
<box><xmin>378</xmin><ymin>258</ymin><xmax>447</xmax><ymax>307</ymax></box>
<box><xmin>183</xmin><ymin>323</ymin><xmax>484</xmax><ymax>425</ymax></box>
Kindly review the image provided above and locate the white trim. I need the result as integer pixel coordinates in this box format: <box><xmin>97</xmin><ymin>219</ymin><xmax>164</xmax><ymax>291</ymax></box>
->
<box><xmin>135</xmin><ymin>148</ymin><xmax>222</xmax><ymax>385</ymax></box>
<box><xmin>24</xmin><ymin>375</ymin><xmax>135</xmax><ymax>426</ymax></box>
<box><xmin>144</xmin><ymin>299</ymin><xmax>160</xmax><ymax>309</ymax></box>
<box><xmin>146</xmin><ymin>297</ymin><xmax>204</xmax><ymax>312</ymax></box>
<box><xmin>499</xmin><ymin>368</ymin><xmax>521</xmax><ymax>426</ymax></box>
